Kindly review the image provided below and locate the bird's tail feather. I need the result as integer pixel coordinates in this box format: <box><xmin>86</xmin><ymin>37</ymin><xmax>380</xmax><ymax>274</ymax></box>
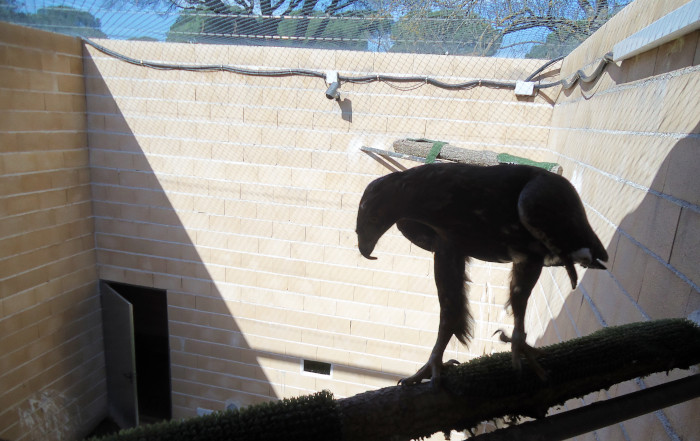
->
<box><xmin>455</xmin><ymin>271</ymin><xmax>473</xmax><ymax>345</ymax></box>
<box><xmin>435</xmin><ymin>250</ymin><xmax>473</xmax><ymax>345</ymax></box>
<box><xmin>454</xmin><ymin>298</ymin><xmax>473</xmax><ymax>345</ymax></box>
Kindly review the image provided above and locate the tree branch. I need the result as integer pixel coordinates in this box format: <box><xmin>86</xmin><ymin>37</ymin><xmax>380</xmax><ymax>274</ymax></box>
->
<box><xmin>593</xmin><ymin>0</ymin><xmax>609</xmax><ymax>23</ymax></box>
<box><xmin>338</xmin><ymin>319</ymin><xmax>700</xmax><ymax>441</ymax></box>
<box><xmin>577</xmin><ymin>0</ymin><xmax>594</xmax><ymax>17</ymax></box>
<box><xmin>499</xmin><ymin>15</ymin><xmax>583</xmax><ymax>35</ymax></box>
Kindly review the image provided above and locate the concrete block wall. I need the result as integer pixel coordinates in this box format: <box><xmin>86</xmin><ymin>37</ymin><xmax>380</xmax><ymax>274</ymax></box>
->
<box><xmin>3</xmin><ymin>0</ymin><xmax>699</xmax><ymax>437</ymax></box>
<box><xmin>83</xmin><ymin>38</ymin><xmax>556</xmax><ymax>418</ymax></box>
<box><xmin>0</xmin><ymin>23</ymin><xmax>104</xmax><ymax>441</ymax></box>
<box><xmin>527</xmin><ymin>0</ymin><xmax>700</xmax><ymax>439</ymax></box>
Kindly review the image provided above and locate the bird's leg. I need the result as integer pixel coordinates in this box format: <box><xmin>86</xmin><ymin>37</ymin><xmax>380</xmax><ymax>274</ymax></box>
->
<box><xmin>499</xmin><ymin>259</ymin><xmax>548</xmax><ymax>381</ymax></box>
<box><xmin>398</xmin><ymin>320</ymin><xmax>454</xmax><ymax>387</ymax></box>
<box><xmin>497</xmin><ymin>327</ymin><xmax>546</xmax><ymax>380</ymax></box>
<box><xmin>399</xmin><ymin>246</ymin><xmax>470</xmax><ymax>389</ymax></box>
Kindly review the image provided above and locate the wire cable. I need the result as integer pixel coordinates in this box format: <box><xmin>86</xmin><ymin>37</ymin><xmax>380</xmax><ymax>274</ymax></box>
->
<box><xmin>524</xmin><ymin>55</ymin><xmax>565</xmax><ymax>82</ymax></box>
<box><xmin>82</xmin><ymin>38</ymin><xmax>613</xmax><ymax>93</ymax></box>
<box><xmin>83</xmin><ymin>38</ymin><xmax>325</xmax><ymax>78</ymax></box>
<box><xmin>537</xmin><ymin>52</ymin><xmax>614</xmax><ymax>89</ymax></box>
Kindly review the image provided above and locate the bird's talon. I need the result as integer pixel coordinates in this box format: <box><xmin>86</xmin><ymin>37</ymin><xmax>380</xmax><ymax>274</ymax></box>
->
<box><xmin>500</xmin><ymin>331</ymin><xmax>548</xmax><ymax>381</ymax></box>
<box><xmin>398</xmin><ymin>358</ymin><xmax>459</xmax><ymax>388</ymax></box>
<box><xmin>494</xmin><ymin>329</ymin><xmax>512</xmax><ymax>343</ymax></box>
<box><xmin>398</xmin><ymin>363</ymin><xmax>431</xmax><ymax>386</ymax></box>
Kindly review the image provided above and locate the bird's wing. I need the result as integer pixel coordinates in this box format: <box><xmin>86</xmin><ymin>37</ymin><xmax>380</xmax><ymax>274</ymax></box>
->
<box><xmin>516</xmin><ymin>173</ymin><xmax>587</xmax><ymax>256</ymax></box>
<box><xmin>517</xmin><ymin>173</ymin><xmax>590</xmax><ymax>288</ymax></box>
<box><xmin>397</xmin><ymin>219</ymin><xmax>437</xmax><ymax>252</ymax></box>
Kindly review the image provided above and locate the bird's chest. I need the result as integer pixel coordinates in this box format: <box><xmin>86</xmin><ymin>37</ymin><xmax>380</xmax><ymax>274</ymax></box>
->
<box><xmin>429</xmin><ymin>211</ymin><xmax>542</xmax><ymax>263</ymax></box>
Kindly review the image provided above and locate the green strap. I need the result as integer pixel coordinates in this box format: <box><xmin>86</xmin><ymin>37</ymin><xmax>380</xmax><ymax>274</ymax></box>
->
<box><xmin>407</xmin><ymin>138</ymin><xmax>446</xmax><ymax>164</ymax></box>
<box><xmin>404</xmin><ymin>139</ymin><xmax>560</xmax><ymax>171</ymax></box>
<box><xmin>497</xmin><ymin>153</ymin><xmax>560</xmax><ymax>172</ymax></box>
<box><xmin>425</xmin><ymin>141</ymin><xmax>446</xmax><ymax>163</ymax></box>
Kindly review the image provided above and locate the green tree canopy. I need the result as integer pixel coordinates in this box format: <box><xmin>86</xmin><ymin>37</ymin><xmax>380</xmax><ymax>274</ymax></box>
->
<box><xmin>150</xmin><ymin>0</ymin><xmax>370</xmax><ymax>45</ymax></box>
<box><xmin>166</xmin><ymin>5</ymin><xmax>255</xmax><ymax>43</ymax></box>
<box><xmin>276</xmin><ymin>10</ymin><xmax>391</xmax><ymax>50</ymax></box>
<box><xmin>1</xmin><ymin>0</ymin><xmax>629</xmax><ymax>58</ymax></box>
<box><xmin>3</xmin><ymin>4</ymin><xmax>106</xmax><ymax>38</ymax></box>
<box><xmin>0</xmin><ymin>0</ymin><xmax>23</xmax><ymax>21</ymax></box>
<box><xmin>525</xmin><ymin>24</ymin><xmax>585</xmax><ymax>59</ymax></box>
<box><xmin>390</xmin><ymin>10</ymin><xmax>502</xmax><ymax>56</ymax></box>
<box><xmin>480</xmin><ymin>0</ymin><xmax>628</xmax><ymax>57</ymax></box>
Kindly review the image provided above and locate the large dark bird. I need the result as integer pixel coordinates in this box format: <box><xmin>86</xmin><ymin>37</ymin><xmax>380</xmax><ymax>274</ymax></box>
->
<box><xmin>356</xmin><ymin>163</ymin><xmax>608</xmax><ymax>386</ymax></box>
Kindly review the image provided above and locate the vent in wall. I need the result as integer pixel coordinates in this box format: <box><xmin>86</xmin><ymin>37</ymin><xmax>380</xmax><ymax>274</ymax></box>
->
<box><xmin>303</xmin><ymin>360</ymin><xmax>332</xmax><ymax>376</ymax></box>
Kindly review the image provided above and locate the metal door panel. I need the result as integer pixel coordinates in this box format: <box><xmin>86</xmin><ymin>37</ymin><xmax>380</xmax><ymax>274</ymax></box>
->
<box><xmin>100</xmin><ymin>281</ymin><xmax>139</xmax><ymax>429</ymax></box>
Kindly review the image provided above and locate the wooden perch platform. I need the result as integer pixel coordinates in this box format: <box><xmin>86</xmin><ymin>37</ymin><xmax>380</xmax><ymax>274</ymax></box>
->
<box><xmin>88</xmin><ymin>319</ymin><xmax>700</xmax><ymax>441</ymax></box>
<box><xmin>361</xmin><ymin>139</ymin><xmax>563</xmax><ymax>175</ymax></box>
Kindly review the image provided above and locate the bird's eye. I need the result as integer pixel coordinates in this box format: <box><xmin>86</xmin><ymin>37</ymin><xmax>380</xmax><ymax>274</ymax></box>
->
<box><xmin>369</xmin><ymin>216</ymin><xmax>379</xmax><ymax>224</ymax></box>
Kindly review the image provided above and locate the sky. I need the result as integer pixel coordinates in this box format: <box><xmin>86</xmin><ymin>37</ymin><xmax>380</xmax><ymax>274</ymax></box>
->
<box><xmin>20</xmin><ymin>0</ymin><xmax>178</xmax><ymax>39</ymax></box>
<box><xmin>15</xmin><ymin>0</ymin><xmax>551</xmax><ymax>55</ymax></box>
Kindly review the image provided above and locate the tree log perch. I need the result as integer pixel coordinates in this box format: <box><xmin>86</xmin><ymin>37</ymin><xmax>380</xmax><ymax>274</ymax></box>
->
<box><xmin>392</xmin><ymin>139</ymin><xmax>563</xmax><ymax>174</ymax></box>
<box><xmin>88</xmin><ymin>319</ymin><xmax>700</xmax><ymax>441</ymax></box>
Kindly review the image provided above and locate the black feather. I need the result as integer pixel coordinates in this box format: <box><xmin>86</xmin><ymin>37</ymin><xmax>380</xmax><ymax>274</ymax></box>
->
<box><xmin>356</xmin><ymin>163</ymin><xmax>608</xmax><ymax>384</ymax></box>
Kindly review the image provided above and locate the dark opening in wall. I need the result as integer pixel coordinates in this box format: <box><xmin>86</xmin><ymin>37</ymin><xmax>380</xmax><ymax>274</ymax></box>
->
<box><xmin>101</xmin><ymin>281</ymin><xmax>172</xmax><ymax>426</ymax></box>
<box><xmin>303</xmin><ymin>360</ymin><xmax>332</xmax><ymax>376</ymax></box>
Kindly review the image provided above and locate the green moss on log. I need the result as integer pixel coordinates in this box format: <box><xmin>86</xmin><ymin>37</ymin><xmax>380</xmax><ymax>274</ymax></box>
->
<box><xmin>444</xmin><ymin>318</ymin><xmax>700</xmax><ymax>396</ymax></box>
<box><xmin>87</xmin><ymin>390</ymin><xmax>340</xmax><ymax>441</ymax></box>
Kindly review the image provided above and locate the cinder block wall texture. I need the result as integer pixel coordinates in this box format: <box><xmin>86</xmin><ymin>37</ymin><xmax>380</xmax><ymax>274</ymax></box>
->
<box><xmin>529</xmin><ymin>0</ymin><xmax>700</xmax><ymax>440</ymax></box>
<box><xmin>82</xmin><ymin>37</ymin><xmax>553</xmax><ymax>417</ymax></box>
<box><xmin>1</xmin><ymin>0</ymin><xmax>699</xmax><ymax>438</ymax></box>
<box><xmin>0</xmin><ymin>22</ymin><xmax>105</xmax><ymax>441</ymax></box>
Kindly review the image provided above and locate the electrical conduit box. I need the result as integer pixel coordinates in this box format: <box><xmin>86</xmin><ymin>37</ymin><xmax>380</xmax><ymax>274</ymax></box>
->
<box><xmin>514</xmin><ymin>81</ymin><xmax>535</xmax><ymax>97</ymax></box>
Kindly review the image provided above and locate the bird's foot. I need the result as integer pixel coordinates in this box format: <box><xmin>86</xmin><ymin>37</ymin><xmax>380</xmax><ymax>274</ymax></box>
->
<box><xmin>398</xmin><ymin>358</ymin><xmax>459</xmax><ymax>389</ymax></box>
<box><xmin>495</xmin><ymin>329</ymin><xmax>548</xmax><ymax>381</ymax></box>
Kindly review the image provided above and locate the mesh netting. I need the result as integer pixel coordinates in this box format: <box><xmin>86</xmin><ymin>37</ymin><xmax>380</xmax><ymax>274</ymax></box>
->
<box><xmin>3</xmin><ymin>0</ymin><xmax>631</xmax><ymax>58</ymax></box>
<box><xmin>2</xmin><ymin>0</ymin><xmax>631</xmax><ymax>390</ymax></box>
<box><xmin>1</xmin><ymin>0</ymin><xmax>651</xmax><ymax>432</ymax></box>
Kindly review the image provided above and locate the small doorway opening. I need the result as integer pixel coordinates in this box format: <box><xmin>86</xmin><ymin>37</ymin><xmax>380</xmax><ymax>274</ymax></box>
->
<box><xmin>101</xmin><ymin>281</ymin><xmax>172</xmax><ymax>426</ymax></box>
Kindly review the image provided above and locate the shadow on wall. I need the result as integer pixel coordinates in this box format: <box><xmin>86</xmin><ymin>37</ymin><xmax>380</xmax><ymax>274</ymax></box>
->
<box><xmin>84</xmin><ymin>65</ymin><xmax>275</xmax><ymax>416</ymax></box>
<box><xmin>538</xmin><ymin>121</ymin><xmax>700</xmax><ymax>343</ymax></box>
<box><xmin>535</xmin><ymin>122</ymin><xmax>700</xmax><ymax>439</ymax></box>
<box><xmin>83</xmin><ymin>48</ymin><xmax>406</xmax><ymax>420</ymax></box>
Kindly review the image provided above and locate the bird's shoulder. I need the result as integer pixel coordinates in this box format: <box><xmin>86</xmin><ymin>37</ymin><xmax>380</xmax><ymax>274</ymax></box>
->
<box><xmin>401</xmin><ymin>163</ymin><xmax>546</xmax><ymax>200</ymax></box>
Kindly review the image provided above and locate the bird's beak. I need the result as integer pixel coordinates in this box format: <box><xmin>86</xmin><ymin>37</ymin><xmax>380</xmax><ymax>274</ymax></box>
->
<box><xmin>588</xmin><ymin>258</ymin><xmax>607</xmax><ymax>270</ymax></box>
<box><xmin>359</xmin><ymin>244</ymin><xmax>377</xmax><ymax>260</ymax></box>
<box><xmin>358</xmin><ymin>235</ymin><xmax>378</xmax><ymax>260</ymax></box>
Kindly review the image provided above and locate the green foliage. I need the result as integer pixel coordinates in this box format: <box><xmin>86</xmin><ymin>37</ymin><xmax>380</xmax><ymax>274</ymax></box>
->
<box><xmin>166</xmin><ymin>6</ymin><xmax>254</xmax><ymax>44</ymax></box>
<box><xmin>0</xmin><ymin>0</ymin><xmax>22</xmax><ymax>21</ymax></box>
<box><xmin>86</xmin><ymin>390</ymin><xmax>340</xmax><ymax>441</ymax></box>
<box><xmin>167</xmin><ymin>6</ymin><xmax>390</xmax><ymax>49</ymax></box>
<box><xmin>26</xmin><ymin>6</ymin><xmax>106</xmax><ymax>37</ymax></box>
<box><xmin>444</xmin><ymin>318</ymin><xmax>700</xmax><ymax>398</ymax></box>
<box><xmin>2</xmin><ymin>0</ymin><xmax>629</xmax><ymax>57</ymax></box>
<box><xmin>3</xmin><ymin>5</ymin><xmax>106</xmax><ymax>37</ymax></box>
<box><xmin>160</xmin><ymin>1</ymin><xmax>625</xmax><ymax>56</ymax></box>
<box><xmin>526</xmin><ymin>26</ymin><xmax>586</xmax><ymax>59</ymax></box>
<box><xmin>391</xmin><ymin>10</ymin><xmax>502</xmax><ymax>56</ymax></box>
<box><xmin>166</xmin><ymin>7</ymin><xmax>210</xmax><ymax>43</ymax></box>
<box><xmin>129</xmin><ymin>36</ymin><xmax>159</xmax><ymax>41</ymax></box>
<box><xmin>276</xmin><ymin>10</ymin><xmax>391</xmax><ymax>50</ymax></box>
<box><xmin>163</xmin><ymin>4</ymin><xmax>501</xmax><ymax>54</ymax></box>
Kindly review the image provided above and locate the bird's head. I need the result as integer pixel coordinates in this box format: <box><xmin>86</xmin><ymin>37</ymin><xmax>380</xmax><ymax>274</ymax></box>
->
<box><xmin>356</xmin><ymin>174</ymin><xmax>402</xmax><ymax>260</ymax></box>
